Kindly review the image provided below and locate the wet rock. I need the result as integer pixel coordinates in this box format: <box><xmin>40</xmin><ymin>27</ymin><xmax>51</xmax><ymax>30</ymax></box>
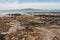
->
<box><xmin>0</xmin><ymin>34</ymin><xmax>6</xmax><ymax>40</ymax></box>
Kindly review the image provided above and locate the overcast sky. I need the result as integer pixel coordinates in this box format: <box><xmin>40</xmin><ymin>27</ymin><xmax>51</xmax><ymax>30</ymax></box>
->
<box><xmin>0</xmin><ymin>0</ymin><xmax>60</xmax><ymax>10</ymax></box>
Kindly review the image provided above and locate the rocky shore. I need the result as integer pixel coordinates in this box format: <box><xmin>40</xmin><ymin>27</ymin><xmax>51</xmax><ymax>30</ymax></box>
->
<box><xmin>0</xmin><ymin>13</ymin><xmax>60</xmax><ymax>40</ymax></box>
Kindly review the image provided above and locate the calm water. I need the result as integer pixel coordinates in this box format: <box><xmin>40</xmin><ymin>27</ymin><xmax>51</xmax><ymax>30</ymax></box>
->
<box><xmin>0</xmin><ymin>9</ymin><xmax>60</xmax><ymax>17</ymax></box>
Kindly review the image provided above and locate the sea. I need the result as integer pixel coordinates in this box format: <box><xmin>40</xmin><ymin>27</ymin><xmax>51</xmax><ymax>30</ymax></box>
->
<box><xmin>0</xmin><ymin>9</ymin><xmax>60</xmax><ymax>17</ymax></box>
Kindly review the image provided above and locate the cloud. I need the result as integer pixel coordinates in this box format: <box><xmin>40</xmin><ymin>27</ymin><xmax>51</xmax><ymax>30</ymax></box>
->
<box><xmin>0</xmin><ymin>2</ymin><xmax>60</xmax><ymax>10</ymax></box>
<box><xmin>20</xmin><ymin>2</ymin><xmax>60</xmax><ymax>9</ymax></box>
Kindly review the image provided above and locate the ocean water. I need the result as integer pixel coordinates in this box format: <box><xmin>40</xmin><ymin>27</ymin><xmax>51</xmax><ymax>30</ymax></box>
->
<box><xmin>0</xmin><ymin>9</ymin><xmax>60</xmax><ymax>13</ymax></box>
<box><xmin>0</xmin><ymin>9</ymin><xmax>60</xmax><ymax>17</ymax></box>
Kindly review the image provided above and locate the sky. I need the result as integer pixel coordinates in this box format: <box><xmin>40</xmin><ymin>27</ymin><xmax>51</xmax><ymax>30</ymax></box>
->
<box><xmin>0</xmin><ymin>0</ymin><xmax>60</xmax><ymax>10</ymax></box>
